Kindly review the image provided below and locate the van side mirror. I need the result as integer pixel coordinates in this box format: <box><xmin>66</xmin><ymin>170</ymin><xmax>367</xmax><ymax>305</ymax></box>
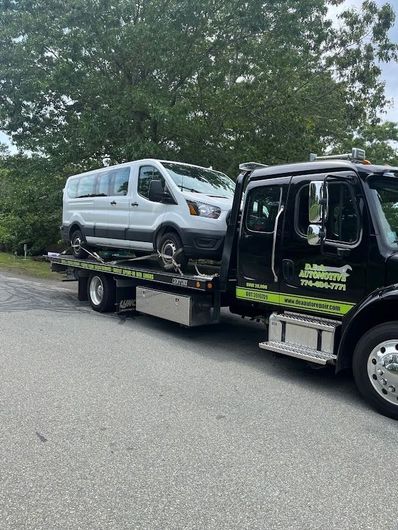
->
<box><xmin>148</xmin><ymin>180</ymin><xmax>164</xmax><ymax>202</ymax></box>
<box><xmin>148</xmin><ymin>180</ymin><xmax>176</xmax><ymax>204</ymax></box>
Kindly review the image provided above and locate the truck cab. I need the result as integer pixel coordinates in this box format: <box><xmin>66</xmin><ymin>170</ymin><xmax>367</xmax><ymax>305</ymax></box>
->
<box><xmin>230</xmin><ymin>151</ymin><xmax>398</xmax><ymax>418</ymax></box>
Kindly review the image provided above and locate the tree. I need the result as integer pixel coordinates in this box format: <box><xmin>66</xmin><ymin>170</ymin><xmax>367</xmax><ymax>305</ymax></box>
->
<box><xmin>0</xmin><ymin>0</ymin><xmax>396</xmax><ymax>176</ymax></box>
<box><xmin>0</xmin><ymin>154</ymin><xmax>66</xmax><ymax>254</ymax></box>
<box><xmin>337</xmin><ymin>121</ymin><xmax>398</xmax><ymax>165</ymax></box>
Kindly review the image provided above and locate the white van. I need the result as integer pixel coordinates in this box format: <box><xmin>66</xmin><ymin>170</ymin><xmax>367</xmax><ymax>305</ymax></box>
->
<box><xmin>62</xmin><ymin>159</ymin><xmax>235</xmax><ymax>267</ymax></box>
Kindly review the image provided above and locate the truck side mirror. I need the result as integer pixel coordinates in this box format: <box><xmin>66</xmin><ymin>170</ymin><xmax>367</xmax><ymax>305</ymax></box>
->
<box><xmin>307</xmin><ymin>224</ymin><xmax>324</xmax><ymax>246</ymax></box>
<box><xmin>309</xmin><ymin>181</ymin><xmax>328</xmax><ymax>223</ymax></box>
<box><xmin>307</xmin><ymin>181</ymin><xmax>328</xmax><ymax>246</ymax></box>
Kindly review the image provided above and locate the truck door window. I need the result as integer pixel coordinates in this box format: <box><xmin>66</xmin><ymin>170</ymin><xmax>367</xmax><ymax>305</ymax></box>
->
<box><xmin>326</xmin><ymin>183</ymin><xmax>359</xmax><ymax>243</ymax></box>
<box><xmin>246</xmin><ymin>186</ymin><xmax>282</xmax><ymax>233</ymax></box>
<box><xmin>295</xmin><ymin>182</ymin><xmax>359</xmax><ymax>244</ymax></box>
<box><xmin>138</xmin><ymin>166</ymin><xmax>166</xmax><ymax>200</ymax></box>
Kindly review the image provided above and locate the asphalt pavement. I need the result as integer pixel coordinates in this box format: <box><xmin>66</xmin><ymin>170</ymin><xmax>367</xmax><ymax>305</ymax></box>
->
<box><xmin>0</xmin><ymin>270</ymin><xmax>397</xmax><ymax>530</ymax></box>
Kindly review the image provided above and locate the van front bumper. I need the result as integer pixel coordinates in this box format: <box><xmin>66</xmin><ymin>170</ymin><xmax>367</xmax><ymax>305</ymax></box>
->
<box><xmin>180</xmin><ymin>228</ymin><xmax>225</xmax><ymax>260</ymax></box>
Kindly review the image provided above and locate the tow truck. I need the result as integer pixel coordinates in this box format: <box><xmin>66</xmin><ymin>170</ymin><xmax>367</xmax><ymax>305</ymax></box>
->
<box><xmin>50</xmin><ymin>149</ymin><xmax>398</xmax><ymax>419</ymax></box>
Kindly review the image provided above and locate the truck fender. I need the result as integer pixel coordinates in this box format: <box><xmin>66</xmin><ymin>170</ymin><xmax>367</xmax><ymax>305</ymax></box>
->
<box><xmin>337</xmin><ymin>285</ymin><xmax>398</xmax><ymax>372</ymax></box>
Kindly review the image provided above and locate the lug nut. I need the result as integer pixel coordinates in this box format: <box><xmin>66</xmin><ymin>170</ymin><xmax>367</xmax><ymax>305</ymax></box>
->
<box><xmin>388</xmin><ymin>386</ymin><xmax>396</xmax><ymax>393</ymax></box>
<box><xmin>381</xmin><ymin>378</ymin><xmax>387</xmax><ymax>385</ymax></box>
<box><xmin>377</xmin><ymin>369</ymin><xmax>384</xmax><ymax>376</ymax></box>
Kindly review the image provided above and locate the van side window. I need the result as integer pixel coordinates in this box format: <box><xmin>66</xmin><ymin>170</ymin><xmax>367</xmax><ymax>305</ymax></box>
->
<box><xmin>138</xmin><ymin>166</ymin><xmax>166</xmax><ymax>200</ymax></box>
<box><xmin>246</xmin><ymin>186</ymin><xmax>282</xmax><ymax>233</ymax></box>
<box><xmin>67</xmin><ymin>179</ymin><xmax>79</xmax><ymax>198</ymax></box>
<box><xmin>98</xmin><ymin>172</ymin><xmax>111</xmax><ymax>196</ymax></box>
<box><xmin>77</xmin><ymin>175</ymin><xmax>97</xmax><ymax>198</ymax></box>
<box><xmin>111</xmin><ymin>168</ymin><xmax>130</xmax><ymax>196</ymax></box>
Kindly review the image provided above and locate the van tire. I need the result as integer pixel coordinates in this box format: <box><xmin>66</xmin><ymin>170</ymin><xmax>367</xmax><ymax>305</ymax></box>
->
<box><xmin>87</xmin><ymin>274</ymin><xmax>116</xmax><ymax>312</ymax></box>
<box><xmin>158</xmin><ymin>232</ymin><xmax>188</xmax><ymax>271</ymax></box>
<box><xmin>70</xmin><ymin>229</ymin><xmax>87</xmax><ymax>259</ymax></box>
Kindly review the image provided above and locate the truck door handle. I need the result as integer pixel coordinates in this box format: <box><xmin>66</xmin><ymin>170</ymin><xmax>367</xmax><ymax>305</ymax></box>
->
<box><xmin>282</xmin><ymin>259</ymin><xmax>295</xmax><ymax>281</ymax></box>
<box><xmin>110</xmin><ymin>201</ymin><xmax>117</xmax><ymax>206</ymax></box>
<box><xmin>131</xmin><ymin>202</ymin><xmax>139</xmax><ymax>207</ymax></box>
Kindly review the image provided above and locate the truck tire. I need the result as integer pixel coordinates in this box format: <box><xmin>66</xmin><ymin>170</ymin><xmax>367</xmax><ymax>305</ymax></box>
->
<box><xmin>71</xmin><ymin>229</ymin><xmax>87</xmax><ymax>259</ymax></box>
<box><xmin>353</xmin><ymin>322</ymin><xmax>398</xmax><ymax>420</ymax></box>
<box><xmin>158</xmin><ymin>232</ymin><xmax>188</xmax><ymax>271</ymax></box>
<box><xmin>87</xmin><ymin>274</ymin><xmax>116</xmax><ymax>313</ymax></box>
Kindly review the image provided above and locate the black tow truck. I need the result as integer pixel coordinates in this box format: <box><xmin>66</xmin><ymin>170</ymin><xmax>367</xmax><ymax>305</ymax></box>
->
<box><xmin>50</xmin><ymin>149</ymin><xmax>398</xmax><ymax>419</ymax></box>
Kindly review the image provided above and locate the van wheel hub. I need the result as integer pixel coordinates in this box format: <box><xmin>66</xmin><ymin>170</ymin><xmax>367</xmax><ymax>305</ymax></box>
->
<box><xmin>367</xmin><ymin>340</ymin><xmax>398</xmax><ymax>404</ymax></box>
<box><xmin>72</xmin><ymin>235</ymin><xmax>82</xmax><ymax>252</ymax></box>
<box><xmin>161</xmin><ymin>240</ymin><xmax>177</xmax><ymax>264</ymax></box>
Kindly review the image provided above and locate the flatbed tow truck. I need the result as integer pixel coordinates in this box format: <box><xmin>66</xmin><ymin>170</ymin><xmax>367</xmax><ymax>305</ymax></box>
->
<box><xmin>50</xmin><ymin>149</ymin><xmax>398</xmax><ymax>419</ymax></box>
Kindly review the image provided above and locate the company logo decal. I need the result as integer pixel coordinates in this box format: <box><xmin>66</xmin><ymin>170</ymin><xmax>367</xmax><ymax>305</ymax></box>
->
<box><xmin>299</xmin><ymin>263</ymin><xmax>352</xmax><ymax>291</ymax></box>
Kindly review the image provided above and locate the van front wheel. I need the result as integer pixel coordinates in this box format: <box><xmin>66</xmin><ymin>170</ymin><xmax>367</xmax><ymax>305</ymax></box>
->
<box><xmin>158</xmin><ymin>232</ymin><xmax>188</xmax><ymax>271</ymax></box>
<box><xmin>70</xmin><ymin>229</ymin><xmax>87</xmax><ymax>259</ymax></box>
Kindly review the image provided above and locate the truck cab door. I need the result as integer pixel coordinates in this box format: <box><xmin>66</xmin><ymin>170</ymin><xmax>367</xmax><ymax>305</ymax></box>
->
<box><xmin>279</xmin><ymin>172</ymin><xmax>367</xmax><ymax>318</ymax></box>
<box><xmin>236</xmin><ymin>176</ymin><xmax>290</xmax><ymax>303</ymax></box>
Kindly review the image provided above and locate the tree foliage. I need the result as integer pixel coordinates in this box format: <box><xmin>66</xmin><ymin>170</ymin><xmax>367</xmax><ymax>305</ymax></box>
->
<box><xmin>0</xmin><ymin>0</ymin><xmax>397</xmax><ymax>253</ymax></box>
<box><xmin>0</xmin><ymin>0</ymin><xmax>396</xmax><ymax>174</ymax></box>
<box><xmin>0</xmin><ymin>153</ymin><xmax>65</xmax><ymax>254</ymax></box>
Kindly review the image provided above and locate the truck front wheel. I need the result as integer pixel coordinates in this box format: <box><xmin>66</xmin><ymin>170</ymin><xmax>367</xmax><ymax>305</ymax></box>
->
<box><xmin>87</xmin><ymin>274</ymin><xmax>116</xmax><ymax>313</ymax></box>
<box><xmin>353</xmin><ymin>322</ymin><xmax>398</xmax><ymax>419</ymax></box>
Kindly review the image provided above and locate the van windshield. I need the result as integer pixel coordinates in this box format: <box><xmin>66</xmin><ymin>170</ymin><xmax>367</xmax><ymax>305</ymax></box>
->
<box><xmin>161</xmin><ymin>162</ymin><xmax>235</xmax><ymax>198</ymax></box>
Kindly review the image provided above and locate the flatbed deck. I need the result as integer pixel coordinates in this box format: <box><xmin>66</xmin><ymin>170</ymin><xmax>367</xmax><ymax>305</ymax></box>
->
<box><xmin>50</xmin><ymin>254</ymin><xmax>223</xmax><ymax>293</ymax></box>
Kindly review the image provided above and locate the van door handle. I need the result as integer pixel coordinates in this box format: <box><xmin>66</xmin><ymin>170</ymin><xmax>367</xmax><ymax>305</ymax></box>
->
<box><xmin>131</xmin><ymin>202</ymin><xmax>139</xmax><ymax>207</ymax></box>
<box><xmin>110</xmin><ymin>201</ymin><xmax>117</xmax><ymax>206</ymax></box>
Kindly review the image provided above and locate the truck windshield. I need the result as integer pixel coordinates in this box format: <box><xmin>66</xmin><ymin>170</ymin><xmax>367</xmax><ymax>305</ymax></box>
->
<box><xmin>161</xmin><ymin>162</ymin><xmax>235</xmax><ymax>198</ymax></box>
<box><xmin>368</xmin><ymin>177</ymin><xmax>398</xmax><ymax>247</ymax></box>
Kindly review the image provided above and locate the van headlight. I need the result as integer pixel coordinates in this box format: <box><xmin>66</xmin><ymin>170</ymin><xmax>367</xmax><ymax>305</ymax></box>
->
<box><xmin>187</xmin><ymin>200</ymin><xmax>221</xmax><ymax>219</ymax></box>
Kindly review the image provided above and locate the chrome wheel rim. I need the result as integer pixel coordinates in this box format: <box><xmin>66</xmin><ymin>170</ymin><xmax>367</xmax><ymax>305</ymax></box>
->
<box><xmin>161</xmin><ymin>240</ymin><xmax>177</xmax><ymax>265</ymax></box>
<box><xmin>89</xmin><ymin>276</ymin><xmax>104</xmax><ymax>306</ymax></box>
<box><xmin>367</xmin><ymin>340</ymin><xmax>398</xmax><ymax>405</ymax></box>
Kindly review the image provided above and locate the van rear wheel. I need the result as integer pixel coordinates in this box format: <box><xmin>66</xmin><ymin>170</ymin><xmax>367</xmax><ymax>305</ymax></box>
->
<box><xmin>158</xmin><ymin>232</ymin><xmax>188</xmax><ymax>271</ymax></box>
<box><xmin>71</xmin><ymin>229</ymin><xmax>87</xmax><ymax>259</ymax></box>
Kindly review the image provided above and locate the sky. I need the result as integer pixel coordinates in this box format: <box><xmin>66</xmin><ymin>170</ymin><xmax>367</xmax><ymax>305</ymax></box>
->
<box><xmin>1</xmin><ymin>0</ymin><xmax>397</xmax><ymax>153</ymax></box>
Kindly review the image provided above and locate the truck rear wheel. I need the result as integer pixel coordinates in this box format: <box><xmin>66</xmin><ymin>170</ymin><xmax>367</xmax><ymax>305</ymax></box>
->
<box><xmin>87</xmin><ymin>274</ymin><xmax>116</xmax><ymax>313</ymax></box>
<box><xmin>353</xmin><ymin>322</ymin><xmax>398</xmax><ymax>420</ymax></box>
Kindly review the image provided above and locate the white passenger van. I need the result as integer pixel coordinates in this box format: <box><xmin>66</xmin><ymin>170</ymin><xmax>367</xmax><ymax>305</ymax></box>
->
<box><xmin>62</xmin><ymin>159</ymin><xmax>235</xmax><ymax>267</ymax></box>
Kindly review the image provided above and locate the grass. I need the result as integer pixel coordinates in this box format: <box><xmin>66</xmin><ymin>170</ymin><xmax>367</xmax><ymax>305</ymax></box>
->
<box><xmin>0</xmin><ymin>252</ymin><xmax>57</xmax><ymax>279</ymax></box>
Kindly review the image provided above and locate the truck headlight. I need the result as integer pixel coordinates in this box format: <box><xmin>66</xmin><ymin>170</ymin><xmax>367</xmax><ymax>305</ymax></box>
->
<box><xmin>187</xmin><ymin>200</ymin><xmax>221</xmax><ymax>219</ymax></box>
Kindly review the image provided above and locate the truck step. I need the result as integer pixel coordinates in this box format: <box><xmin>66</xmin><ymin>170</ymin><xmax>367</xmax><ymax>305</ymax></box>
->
<box><xmin>259</xmin><ymin>340</ymin><xmax>337</xmax><ymax>365</ymax></box>
<box><xmin>276</xmin><ymin>311</ymin><xmax>340</xmax><ymax>331</ymax></box>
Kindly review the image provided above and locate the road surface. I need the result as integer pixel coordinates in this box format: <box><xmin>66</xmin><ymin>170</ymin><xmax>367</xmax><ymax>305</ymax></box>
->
<box><xmin>0</xmin><ymin>271</ymin><xmax>396</xmax><ymax>530</ymax></box>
